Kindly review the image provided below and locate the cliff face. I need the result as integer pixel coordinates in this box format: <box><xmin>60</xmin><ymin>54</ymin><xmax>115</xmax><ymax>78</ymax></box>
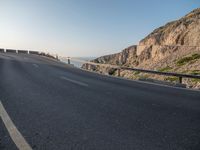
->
<box><xmin>83</xmin><ymin>8</ymin><xmax>200</xmax><ymax>89</ymax></box>
<box><xmin>92</xmin><ymin>45</ymin><xmax>137</xmax><ymax>66</ymax></box>
<box><xmin>140</xmin><ymin>8</ymin><xmax>200</xmax><ymax>46</ymax></box>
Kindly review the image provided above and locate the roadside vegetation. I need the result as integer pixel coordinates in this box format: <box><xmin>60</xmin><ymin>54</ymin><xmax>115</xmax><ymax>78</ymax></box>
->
<box><xmin>132</xmin><ymin>73</ymin><xmax>149</xmax><ymax>80</ymax></box>
<box><xmin>187</xmin><ymin>70</ymin><xmax>200</xmax><ymax>83</ymax></box>
<box><xmin>158</xmin><ymin>66</ymin><xmax>172</xmax><ymax>72</ymax></box>
<box><xmin>176</xmin><ymin>53</ymin><xmax>200</xmax><ymax>66</ymax></box>
<box><xmin>133</xmin><ymin>71</ymin><xmax>141</xmax><ymax>75</ymax></box>
<box><xmin>188</xmin><ymin>70</ymin><xmax>200</xmax><ymax>75</ymax></box>
<box><xmin>164</xmin><ymin>77</ymin><xmax>179</xmax><ymax>82</ymax></box>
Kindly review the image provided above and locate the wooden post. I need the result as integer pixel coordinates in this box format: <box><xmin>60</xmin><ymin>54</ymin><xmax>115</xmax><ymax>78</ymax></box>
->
<box><xmin>86</xmin><ymin>63</ymin><xmax>88</xmax><ymax>70</ymax></box>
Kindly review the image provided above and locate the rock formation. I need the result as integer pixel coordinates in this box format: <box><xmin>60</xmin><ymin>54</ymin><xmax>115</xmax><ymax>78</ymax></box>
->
<box><xmin>82</xmin><ymin>8</ymin><xmax>200</xmax><ymax>89</ymax></box>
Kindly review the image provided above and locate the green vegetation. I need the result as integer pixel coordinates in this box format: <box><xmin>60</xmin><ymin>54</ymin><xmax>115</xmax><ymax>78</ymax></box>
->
<box><xmin>179</xmin><ymin>70</ymin><xmax>200</xmax><ymax>83</ymax></box>
<box><xmin>189</xmin><ymin>70</ymin><xmax>200</xmax><ymax>75</ymax></box>
<box><xmin>131</xmin><ymin>72</ymin><xmax>149</xmax><ymax>80</ymax></box>
<box><xmin>190</xmin><ymin>70</ymin><xmax>200</xmax><ymax>83</ymax></box>
<box><xmin>181</xmin><ymin>70</ymin><xmax>200</xmax><ymax>75</ymax></box>
<box><xmin>176</xmin><ymin>53</ymin><xmax>200</xmax><ymax>66</ymax></box>
<box><xmin>191</xmin><ymin>78</ymin><xmax>200</xmax><ymax>83</ymax></box>
<box><xmin>158</xmin><ymin>66</ymin><xmax>172</xmax><ymax>72</ymax></box>
<box><xmin>164</xmin><ymin>77</ymin><xmax>179</xmax><ymax>82</ymax></box>
<box><xmin>133</xmin><ymin>71</ymin><xmax>141</xmax><ymax>75</ymax></box>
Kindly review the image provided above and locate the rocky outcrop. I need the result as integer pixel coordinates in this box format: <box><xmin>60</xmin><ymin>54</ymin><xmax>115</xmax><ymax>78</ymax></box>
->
<box><xmin>140</xmin><ymin>8</ymin><xmax>200</xmax><ymax>46</ymax></box>
<box><xmin>92</xmin><ymin>45</ymin><xmax>137</xmax><ymax>66</ymax></box>
<box><xmin>82</xmin><ymin>8</ymin><xmax>200</xmax><ymax>89</ymax></box>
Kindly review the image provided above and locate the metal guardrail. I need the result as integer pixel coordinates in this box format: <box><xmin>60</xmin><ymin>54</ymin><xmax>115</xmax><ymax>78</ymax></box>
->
<box><xmin>119</xmin><ymin>66</ymin><xmax>200</xmax><ymax>84</ymax></box>
<box><xmin>61</xmin><ymin>57</ymin><xmax>200</xmax><ymax>84</ymax></box>
<box><xmin>1</xmin><ymin>47</ymin><xmax>199</xmax><ymax>84</ymax></box>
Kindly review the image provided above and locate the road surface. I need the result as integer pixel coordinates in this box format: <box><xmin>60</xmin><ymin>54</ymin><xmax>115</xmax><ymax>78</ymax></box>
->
<box><xmin>0</xmin><ymin>53</ymin><xmax>200</xmax><ymax>150</ymax></box>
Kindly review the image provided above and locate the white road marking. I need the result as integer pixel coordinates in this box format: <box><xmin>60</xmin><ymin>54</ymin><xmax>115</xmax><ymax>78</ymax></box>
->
<box><xmin>60</xmin><ymin>76</ymin><xmax>88</xmax><ymax>87</ymax></box>
<box><xmin>0</xmin><ymin>101</ymin><xmax>32</xmax><ymax>150</ymax></box>
<box><xmin>32</xmin><ymin>64</ymin><xmax>39</xmax><ymax>68</ymax></box>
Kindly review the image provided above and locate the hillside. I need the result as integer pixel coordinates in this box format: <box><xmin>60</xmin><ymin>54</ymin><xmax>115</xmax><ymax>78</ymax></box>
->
<box><xmin>82</xmin><ymin>8</ymin><xmax>200</xmax><ymax>89</ymax></box>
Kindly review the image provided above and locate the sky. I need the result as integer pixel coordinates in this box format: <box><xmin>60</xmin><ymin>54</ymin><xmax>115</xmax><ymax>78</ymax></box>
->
<box><xmin>0</xmin><ymin>0</ymin><xmax>199</xmax><ymax>57</ymax></box>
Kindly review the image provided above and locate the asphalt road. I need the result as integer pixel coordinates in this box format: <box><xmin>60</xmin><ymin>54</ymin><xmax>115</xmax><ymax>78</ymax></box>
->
<box><xmin>0</xmin><ymin>52</ymin><xmax>200</xmax><ymax>150</ymax></box>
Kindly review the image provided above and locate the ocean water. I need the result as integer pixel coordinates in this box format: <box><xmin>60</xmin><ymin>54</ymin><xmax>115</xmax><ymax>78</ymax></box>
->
<box><xmin>62</xmin><ymin>57</ymin><xmax>96</xmax><ymax>68</ymax></box>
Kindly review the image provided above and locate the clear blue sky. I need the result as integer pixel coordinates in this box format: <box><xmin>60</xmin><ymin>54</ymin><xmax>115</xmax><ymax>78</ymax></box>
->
<box><xmin>0</xmin><ymin>0</ymin><xmax>199</xmax><ymax>57</ymax></box>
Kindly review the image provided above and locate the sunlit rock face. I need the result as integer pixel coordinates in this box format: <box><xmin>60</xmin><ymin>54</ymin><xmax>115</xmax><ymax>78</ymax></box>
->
<box><xmin>140</xmin><ymin>8</ymin><xmax>200</xmax><ymax>47</ymax></box>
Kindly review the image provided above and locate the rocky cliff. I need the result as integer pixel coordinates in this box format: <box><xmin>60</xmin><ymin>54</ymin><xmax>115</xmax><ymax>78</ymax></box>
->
<box><xmin>83</xmin><ymin>8</ymin><xmax>200</xmax><ymax>89</ymax></box>
<box><xmin>140</xmin><ymin>8</ymin><xmax>200</xmax><ymax>46</ymax></box>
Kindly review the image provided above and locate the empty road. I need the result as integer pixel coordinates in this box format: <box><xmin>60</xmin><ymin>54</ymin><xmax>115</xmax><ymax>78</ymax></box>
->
<box><xmin>0</xmin><ymin>53</ymin><xmax>200</xmax><ymax>150</ymax></box>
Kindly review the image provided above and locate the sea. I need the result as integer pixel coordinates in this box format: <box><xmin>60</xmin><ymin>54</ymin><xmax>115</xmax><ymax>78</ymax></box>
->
<box><xmin>61</xmin><ymin>57</ymin><xmax>96</xmax><ymax>68</ymax></box>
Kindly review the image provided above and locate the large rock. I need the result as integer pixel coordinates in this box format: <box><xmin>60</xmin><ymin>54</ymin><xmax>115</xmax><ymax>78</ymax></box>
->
<box><xmin>92</xmin><ymin>45</ymin><xmax>137</xmax><ymax>66</ymax></box>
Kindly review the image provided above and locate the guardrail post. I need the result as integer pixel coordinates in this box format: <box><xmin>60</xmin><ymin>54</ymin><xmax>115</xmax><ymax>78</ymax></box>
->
<box><xmin>117</xmin><ymin>68</ymin><xmax>121</xmax><ymax>77</ymax></box>
<box><xmin>179</xmin><ymin>77</ymin><xmax>182</xmax><ymax>84</ymax></box>
<box><xmin>68</xmin><ymin>58</ymin><xmax>70</xmax><ymax>64</ymax></box>
<box><xmin>86</xmin><ymin>63</ymin><xmax>88</xmax><ymax>70</ymax></box>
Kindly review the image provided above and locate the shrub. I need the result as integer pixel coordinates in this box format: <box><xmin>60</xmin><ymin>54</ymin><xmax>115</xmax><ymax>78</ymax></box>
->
<box><xmin>158</xmin><ymin>66</ymin><xmax>172</xmax><ymax>72</ymax></box>
<box><xmin>189</xmin><ymin>70</ymin><xmax>200</xmax><ymax>75</ymax></box>
<box><xmin>133</xmin><ymin>71</ymin><xmax>141</xmax><ymax>75</ymax></box>
<box><xmin>191</xmin><ymin>78</ymin><xmax>200</xmax><ymax>83</ymax></box>
<box><xmin>176</xmin><ymin>53</ymin><xmax>200</xmax><ymax>66</ymax></box>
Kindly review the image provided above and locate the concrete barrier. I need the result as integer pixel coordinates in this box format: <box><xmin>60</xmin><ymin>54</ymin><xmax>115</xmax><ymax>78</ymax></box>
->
<box><xmin>18</xmin><ymin>50</ymin><xmax>28</xmax><ymax>54</ymax></box>
<box><xmin>0</xmin><ymin>48</ymin><xmax>5</xmax><ymax>52</ymax></box>
<box><xmin>29</xmin><ymin>51</ymin><xmax>40</xmax><ymax>55</ymax></box>
<box><xmin>6</xmin><ymin>49</ymin><xmax>17</xmax><ymax>53</ymax></box>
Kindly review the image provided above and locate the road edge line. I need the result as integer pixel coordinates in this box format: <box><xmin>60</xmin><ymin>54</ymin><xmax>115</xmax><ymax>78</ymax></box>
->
<box><xmin>0</xmin><ymin>101</ymin><xmax>32</xmax><ymax>150</ymax></box>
